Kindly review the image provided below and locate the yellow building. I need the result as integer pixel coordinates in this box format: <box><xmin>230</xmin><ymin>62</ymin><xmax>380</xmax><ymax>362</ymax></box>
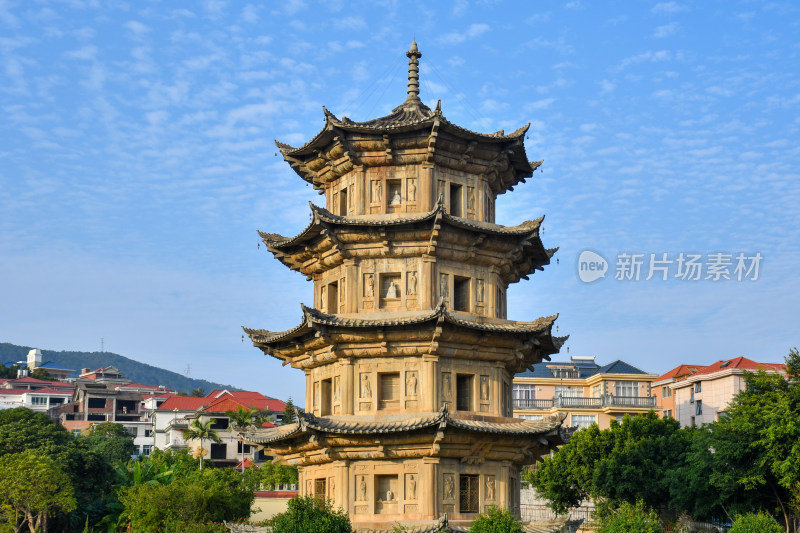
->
<box><xmin>513</xmin><ymin>356</ymin><xmax>658</xmax><ymax>430</ymax></box>
<box><xmin>243</xmin><ymin>42</ymin><xmax>570</xmax><ymax>531</ymax></box>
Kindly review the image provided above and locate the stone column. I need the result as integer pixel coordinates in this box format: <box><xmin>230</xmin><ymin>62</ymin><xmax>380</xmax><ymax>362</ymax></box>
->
<box><xmin>420</xmin><ymin>255</ymin><xmax>435</xmax><ymax>309</ymax></box>
<box><xmin>422</xmin><ymin>355</ymin><xmax>439</xmax><ymax>412</ymax></box>
<box><xmin>354</xmin><ymin>166</ymin><xmax>366</xmax><ymax>215</ymax></box>
<box><xmin>499</xmin><ymin>461</ymin><xmax>511</xmax><ymax>511</ymax></box>
<box><xmin>492</xmin><ymin>362</ymin><xmax>504</xmax><ymax>417</ymax></box>
<box><xmin>341</xmin><ymin>359</ymin><xmax>354</xmax><ymax>415</ymax></box>
<box><xmin>422</xmin><ymin>457</ymin><xmax>439</xmax><ymax>520</ymax></box>
<box><xmin>420</xmin><ymin>163</ymin><xmax>434</xmax><ymax>211</ymax></box>
<box><xmin>343</xmin><ymin>259</ymin><xmax>357</xmax><ymax>313</ymax></box>
<box><xmin>338</xmin><ymin>461</ymin><xmax>350</xmax><ymax>514</ymax></box>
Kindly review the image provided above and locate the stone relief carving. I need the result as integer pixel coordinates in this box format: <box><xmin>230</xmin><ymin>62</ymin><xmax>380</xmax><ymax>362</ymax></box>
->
<box><xmin>389</xmin><ymin>189</ymin><xmax>401</xmax><ymax>205</ymax></box>
<box><xmin>408</xmin><ymin>474</ymin><xmax>417</xmax><ymax>500</ymax></box>
<box><xmin>476</xmin><ymin>279</ymin><xmax>484</xmax><ymax>303</ymax></box>
<box><xmin>365</xmin><ymin>274</ymin><xmax>374</xmax><ymax>297</ymax></box>
<box><xmin>444</xmin><ymin>474</ymin><xmax>455</xmax><ymax>500</ymax></box>
<box><xmin>358</xmin><ymin>476</ymin><xmax>367</xmax><ymax>501</ymax></box>
<box><xmin>486</xmin><ymin>476</ymin><xmax>495</xmax><ymax>500</ymax></box>
<box><xmin>406</xmin><ymin>371</ymin><xmax>418</xmax><ymax>397</ymax></box>
<box><xmin>333</xmin><ymin>376</ymin><xmax>340</xmax><ymax>401</ymax></box>
<box><xmin>407</xmin><ymin>271</ymin><xmax>417</xmax><ymax>296</ymax></box>
<box><xmin>467</xmin><ymin>186</ymin><xmax>475</xmax><ymax>211</ymax></box>
<box><xmin>480</xmin><ymin>375</ymin><xmax>489</xmax><ymax>401</ymax></box>
<box><xmin>372</xmin><ymin>180</ymin><xmax>382</xmax><ymax>203</ymax></box>
<box><xmin>407</xmin><ymin>178</ymin><xmax>416</xmax><ymax>202</ymax></box>
<box><xmin>361</xmin><ymin>374</ymin><xmax>372</xmax><ymax>399</ymax></box>
<box><xmin>440</xmin><ymin>274</ymin><xmax>448</xmax><ymax>300</ymax></box>
<box><xmin>442</xmin><ymin>373</ymin><xmax>452</xmax><ymax>400</ymax></box>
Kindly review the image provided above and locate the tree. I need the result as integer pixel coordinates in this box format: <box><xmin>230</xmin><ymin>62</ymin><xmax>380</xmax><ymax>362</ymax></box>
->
<box><xmin>468</xmin><ymin>505</ymin><xmax>522</xmax><ymax>533</ymax></box>
<box><xmin>526</xmin><ymin>412</ymin><xmax>689</xmax><ymax>516</ymax></box>
<box><xmin>191</xmin><ymin>387</ymin><xmax>206</xmax><ymax>397</ymax></box>
<box><xmin>29</xmin><ymin>368</ymin><xmax>57</xmax><ymax>381</ymax></box>
<box><xmin>0</xmin><ymin>449</ymin><xmax>76</xmax><ymax>533</ymax></box>
<box><xmin>81</xmin><ymin>422</ymin><xmax>135</xmax><ymax>464</ymax></box>
<box><xmin>182</xmin><ymin>419</ymin><xmax>221</xmax><ymax>470</ymax></box>
<box><xmin>268</xmin><ymin>496</ymin><xmax>352</xmax><ymax>533</ymax></box>
<box><xmin>242</xmin><ymin>462</ymin><xmax>298</xmax><ymax>491</ymax></box>
<box><xmin>283</xmin><ymin>397</ymin><xmax>296</xmax><ymax>424</ymax></box>
<box><xmin>729</xmin><ymin>511</ymin><xmax>784</xmax><ymax>533</ymax></box>
<box><xmin>226</xmin><ymin>406</ymin><xmax>257</xmax><ymax>432</ymax></box>
<box><xmin>596</xmin><ymin>500</ymin><xmax>664</xmax><ymax>533</ymax></box>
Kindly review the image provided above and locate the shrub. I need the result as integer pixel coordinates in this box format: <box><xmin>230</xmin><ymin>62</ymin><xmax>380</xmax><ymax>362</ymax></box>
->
<box><xmin>268</xmin><ymin>496</ymin><xmax>352</xmax><ymax>533</ymax></box>
<box><xmin>728</xmin><ymin>511</ymin><xmax>783</xmax><ymax>533</ymax></box>
<box><xmin>596</xmin><ymin>500</ymin><xmax>664</xmax><ymax>533</ymax></box>
<box><xmin>468</xmin><ymin>506</ymin><xmax>523</xmax><ymax>533</ymax></box>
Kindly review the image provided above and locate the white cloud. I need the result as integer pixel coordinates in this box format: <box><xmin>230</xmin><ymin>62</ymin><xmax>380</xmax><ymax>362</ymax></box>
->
<box><xmin>124</xmin><ymin>20</ymin><xmax>150</xmax><ymax>36</ymax></box>
<box><xmin>615</xmin><ymin>50</ymin><xmax>671</xmax><ymax>72</ymax></box>
<box><xmin>599</xmin><ymin>79</ymin><xmax>615</xmax><ymax>94</ymax></box>
<box><xmin>66</xmin><ymin>45</ymin><xmax>97</xmax><ymax>61</ymax></box>
<box><xmin>438</xmin><ymin>23</ymin><xmax>490</xmax><ymax>45</ymax></box>
<box><xmin>335</xmin><ymin>15</ymin><xmax>366</xmax><ymax>30</ymax></box>
<box><xmin>652</xmin><ymin>2</ymin><xmax>686</xmax><ymax>14</ymax></box>
<box><xmin>524</xmin><ymin>98</ymin><xmax>555</xmax><ymax>111</ymax></box>
<box><xmin>653</xmin><ymin>22</ymin><xmax>679</xmax><ymax>38</ymax></box>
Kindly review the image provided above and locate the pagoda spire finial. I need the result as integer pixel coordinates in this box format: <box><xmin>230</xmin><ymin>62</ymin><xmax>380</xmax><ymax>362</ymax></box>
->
<box><xmin>406</xmin><ymin>40</ymin><xmax>422</xmax><ymax>102</ymax></box>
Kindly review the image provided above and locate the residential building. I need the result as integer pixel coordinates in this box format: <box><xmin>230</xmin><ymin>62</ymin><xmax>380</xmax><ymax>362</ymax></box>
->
<box><xmin>651</xmin><ymin>364</ymin><xmax>706</xmax><ymax>419</ymax></box>
<box><xmin>7</xmin><ymin>348</ymin><xmax>75</xmax><ymax>380</ymax></box>
<box><xmin>152</xmin><ymin>390</ymin><xmax>287</xmax><ymax>466</ymax></box>
<box><xmin>0</xmin><ymin>376</ymin><xmax>74</xmax><ymax>411</ymax></box>
<box><xmin>666</xmin><ymin>356</ymin><xmax>785</xmax><ymax>427</ymax></box>
<box><xmin>513</xmin><ymin>356</ymin><xmax>658</xmax><ymax>430</ymax></box>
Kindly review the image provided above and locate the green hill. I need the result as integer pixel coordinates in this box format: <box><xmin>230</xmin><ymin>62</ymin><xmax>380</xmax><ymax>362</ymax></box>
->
<box><xmin>0</xmin><ymin>342</ymin><xmax>236</xmax><ymax>394</ymax></box>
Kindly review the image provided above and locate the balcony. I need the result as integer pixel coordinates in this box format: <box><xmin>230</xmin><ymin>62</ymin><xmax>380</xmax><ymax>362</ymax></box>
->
<box><xmin>513</xmin><ymin>395</ymin><xmax>657</xmax><ymax>410</ymax></box>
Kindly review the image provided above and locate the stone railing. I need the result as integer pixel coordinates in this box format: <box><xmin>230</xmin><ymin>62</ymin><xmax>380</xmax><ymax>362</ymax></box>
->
<box><xmin>514</xmin><ymin>395</ymin><xmax>657</xmax><ymax>410</ymax></box>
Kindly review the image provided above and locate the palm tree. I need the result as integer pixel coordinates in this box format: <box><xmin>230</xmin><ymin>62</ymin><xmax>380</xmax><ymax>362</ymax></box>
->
<box><xmin>182</xmin><ymin>418</ymin><xmax>221</xmax><ymax>470</ymax></box>
<box><xmin>225</xmin><ymin>406</ymin><xmax>258</xmax><ymax>473</ymax></box>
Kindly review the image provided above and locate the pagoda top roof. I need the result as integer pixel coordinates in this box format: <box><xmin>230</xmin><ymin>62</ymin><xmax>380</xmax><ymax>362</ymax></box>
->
<box><xmin>261</xmin><ymin>201</ymin><xmax>548</xmax><ymax>249</ymax></box>
<box><xmin>243</xmin><ymin>403</ymin><xmax>568</xmax><ymax>445</ymax></box>
<box><xmin>244</xmin><ymin>302</ymin><xmax>562</xmax><ymax>347</ymax></box>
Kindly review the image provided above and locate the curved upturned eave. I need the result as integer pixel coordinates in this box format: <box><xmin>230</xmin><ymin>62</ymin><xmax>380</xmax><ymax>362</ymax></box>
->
<box><xmin>274</xmin><ymin>105</ymin><xmax>540</xmax><ymax>182</ymax></box>
<box><xmin>243</xmin><ymin>303</ymin><xmax>562</xmax><ymax>352</ymax></box>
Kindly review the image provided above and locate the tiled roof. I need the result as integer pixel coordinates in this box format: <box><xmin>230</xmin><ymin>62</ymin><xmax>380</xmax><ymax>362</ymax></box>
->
<box><xmin>695</xmin><ymin>356</ymin><xmax>785</xmax><ymax>376</ymax></box>
<box><xmin>595</xmin><ymin>360</ymin><xmax>651</xmax><ymax>375</ymax></box>
<box><xmin>0</xmin><ymin>389</ymin><xmax>28</xmax><ymax>395</ymax></box>
<box><xmin>37</xmin><ymin>361</ymin><xmax>75</xmax><ymax>371</ymax></box>
<box><xmin>157</xmin><ymin>396</ymin><xmax>208</xmax><ymax>411</ymax></box>
<box><xmin>655</xmin><ymin>364</ymin><xmax>707</xmax><ymax>382</ymax></box>
<box><xmin>23</xmin><ymin>387</ymin><xmax>72</xmax><ymax>395</ymax></box>
<box><xmin>245</xmin><ymin>303</ymin><xmax>558</xmax><ymax>345</ymax></box>
<box><xmin>243</xmin><ymin>407</ymin><xmax>567</xmax><ymax>445</ymax></box>
<box><xmin>234</xmin><ymin>457</ymin><xmax>259</xmax><ymax>469</ymax></box>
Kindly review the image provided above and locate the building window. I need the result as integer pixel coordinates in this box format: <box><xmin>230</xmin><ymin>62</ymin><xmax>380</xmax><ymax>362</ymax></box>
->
<box><xmin>387</xmin><ymin>179</ymin><xmax>402</xmax><ymax>207</ymax></box>
<box><xmin>696</xmin><ymin>400</ymin><xmax>703</xmax><ymax>416</ymax></box>
<box><xmin>663</xmin><ymin>409</ymin><xmax>672</xmax><ymax>418</ymax></box>
<box><xmin>72</xmin><ymin>429</ymin><xmax>82</xmax><ymax>437</ymax></box>
<box><xmin>314</xmin><ymin>478</ymin><xmax>327</xmax><ymax>501</ymax></box>
<box><xmin>141</xmin><ymin>445</ymin><xmax>152</xmax><ymax>456</ymax></box>
<box><xmin>662</xmin><ymin>386</ymin><xmax>671</xmax><ymax>398</ymax></box>
<box><xmin>375</xmin><ymin>474</ymin><xmax>398</xmax><ymax>503</ymax></box>
<box><xmin>695</xmin><ymin>382</ymin><xmax>702</xmax><ymax>393</ymax></box>
<box><xmin>87</xmin><ymin>398</ymin><xmax>106</xmax><ymax>409</ymax></box>
<box><xmin>450</xmin><ymin>183</ymin><xmax>463</xmax><ymax>217</ymax></box>
<box><xmin>453</xmin><ymin>276</ymin><xmax>470</xmax><ymax>312</ymax></box>
<box><xmin>339</xmin><ymin>187</ymin><xmax>348</xmax><ymax>215</ymax></box>
<box><xmin>379</xmin><ymin>373</ymin><xmax>400</xmax><ymax>410</ymax></box>
<box><xmin>513</xmin><ymin>384</ymin><xmax>536</xmax><ymax>401</ymax></box>
<box><xmin>571</xmin><ymin>415</ymin><xmax>597</xmax><ymax>430</ymax></box>
<box><xmin>144</xmin><ymin>429</ymin><xmax>152</xmax><ymax>437</ymax></box>
<box><xmin>320</xmin><ymin>378</ymin><xmax>332</xmax><ymax>416</ymax></box>
<box><xmin>518</xmin><ymin>414</ymin><xmax>543</xmax><ymax>420</ymax></box>
<box><xmin>554</xmin><ymin>385</ymin><xmax>583</xmax><ymax>398</ymax></box>
<box><xmin>456</xmin><ymin>374</ymin><xmax>473</xmax><ymax>411</ymax></box>
<box><xmin>211</xmin><ymin>418</ymin><xmax>229</xmax><ymax>430</ymax></box>
<box><xmin>237</xmin><ymin>442</ymin><xmax>252</xmax><ymax>454</ymax></box>
<box><xmin>690</xmin><ymin>389</ymin><xmax>695</xmax><ymax>403</ymax></box>
<box><xmin>615</xmin><ymin>381</ymin><xmax>638</xmax><ymax>397</ymax></box>
<box><xmin>459</xmin><ymin>474</ymin><xmax>479</xmax><ymax>513</ymax></box>
<box><xmin>323</xmin><ymin>282</ymin><xmax>338</xmax><ymax>314</ymax></box>
<box><xmin>30</xmin><ymin>396</ymin><xmax>47</xmax><ymax>406</ymax></box>
<box><xmin>49</xmin><ymin>397</ymin><xmax>64</xmax><ymax>405</ymax></box>
<box><xmin>210</xmin><ymin>443</ymin><xmax>227</xmax><ymax>460</ymax></box>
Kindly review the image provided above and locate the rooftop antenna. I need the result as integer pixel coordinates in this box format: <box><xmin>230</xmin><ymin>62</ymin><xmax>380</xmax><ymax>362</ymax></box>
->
<box><xmin>100</xmin><ymin>338</ymin><xmax>104</xmax><ymax>353</ymax></box>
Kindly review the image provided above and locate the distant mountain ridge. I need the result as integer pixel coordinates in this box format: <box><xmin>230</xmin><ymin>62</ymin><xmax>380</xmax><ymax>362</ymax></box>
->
<box><xmin>0</xmin><ymin>342</ymin><xmax>237</xmax><ymax>395</ymax></box>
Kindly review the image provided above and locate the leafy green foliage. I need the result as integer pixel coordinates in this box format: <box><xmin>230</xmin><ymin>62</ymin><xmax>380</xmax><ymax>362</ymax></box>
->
<box><xmin>191</xmin><ymin>387</ymin><xmax>206</xmax><ymax>397</ymax></box>
<box><xmin>0</xmin><ymin>449</ymin><xmax>77</xmax><ymax>533</ymax></box>
<box><xmin>226</xmin><ymin>406</ymin><xmax>258</xmax><ymax>432</ymax></box>
<box><xmin>242</xmin><ymin>462</ymin><xmax>298</xmax><ymax>490</ymax></box>
<box><xmin>728</xmin><ymin>511</ymin><xmax>784</xmax><ymax>533</ymax></box>
<box><xmin>526</xmin><ymin>411</ymin><xmax>688</xmax><ymax>514</ymax></box>
<box><xmin>117</xmin><ymin>467</ymin><xmax>253</xmax><ymax>531</ymax></box>
<box><xmin>596</xmin><ymin>500</ymin><xmax>664</xmax><ymax>533</ymax></box>
<box><xmin>468</xmin><ymin>505</ymin><xmax>523</xmax><ymax>533</ymax></box>
<box><xmin>81</xmin><ymin>423</ymin><xmax>135</xmax><ymax>464</ymax></box>
<box><xmin>0</xmin><ymin>363</ymin><xmax>20</xmax><ymax>379</ymax></box>
<box><xmin>283</xmin><ymin>397</ymin><xmax>296</xmax><ymax>424</ymax></box>
<box><xmin>268</xmin><ymin>496</ymin><xmax>352</xmax><ymax>533</ymax></box>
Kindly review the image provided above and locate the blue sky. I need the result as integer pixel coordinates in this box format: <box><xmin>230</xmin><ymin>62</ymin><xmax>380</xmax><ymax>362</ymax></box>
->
<box><xmin>1</xmin><ymin>1</ymin><xmax>798</xmax><ymax>403</ymax></box>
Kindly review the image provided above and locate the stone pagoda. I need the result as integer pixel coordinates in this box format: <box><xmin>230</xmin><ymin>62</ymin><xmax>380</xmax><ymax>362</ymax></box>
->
<box><xmin>244</xmin><ymin>42</ymin><xmax>568</xmax><ymax>530</ymax></box>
